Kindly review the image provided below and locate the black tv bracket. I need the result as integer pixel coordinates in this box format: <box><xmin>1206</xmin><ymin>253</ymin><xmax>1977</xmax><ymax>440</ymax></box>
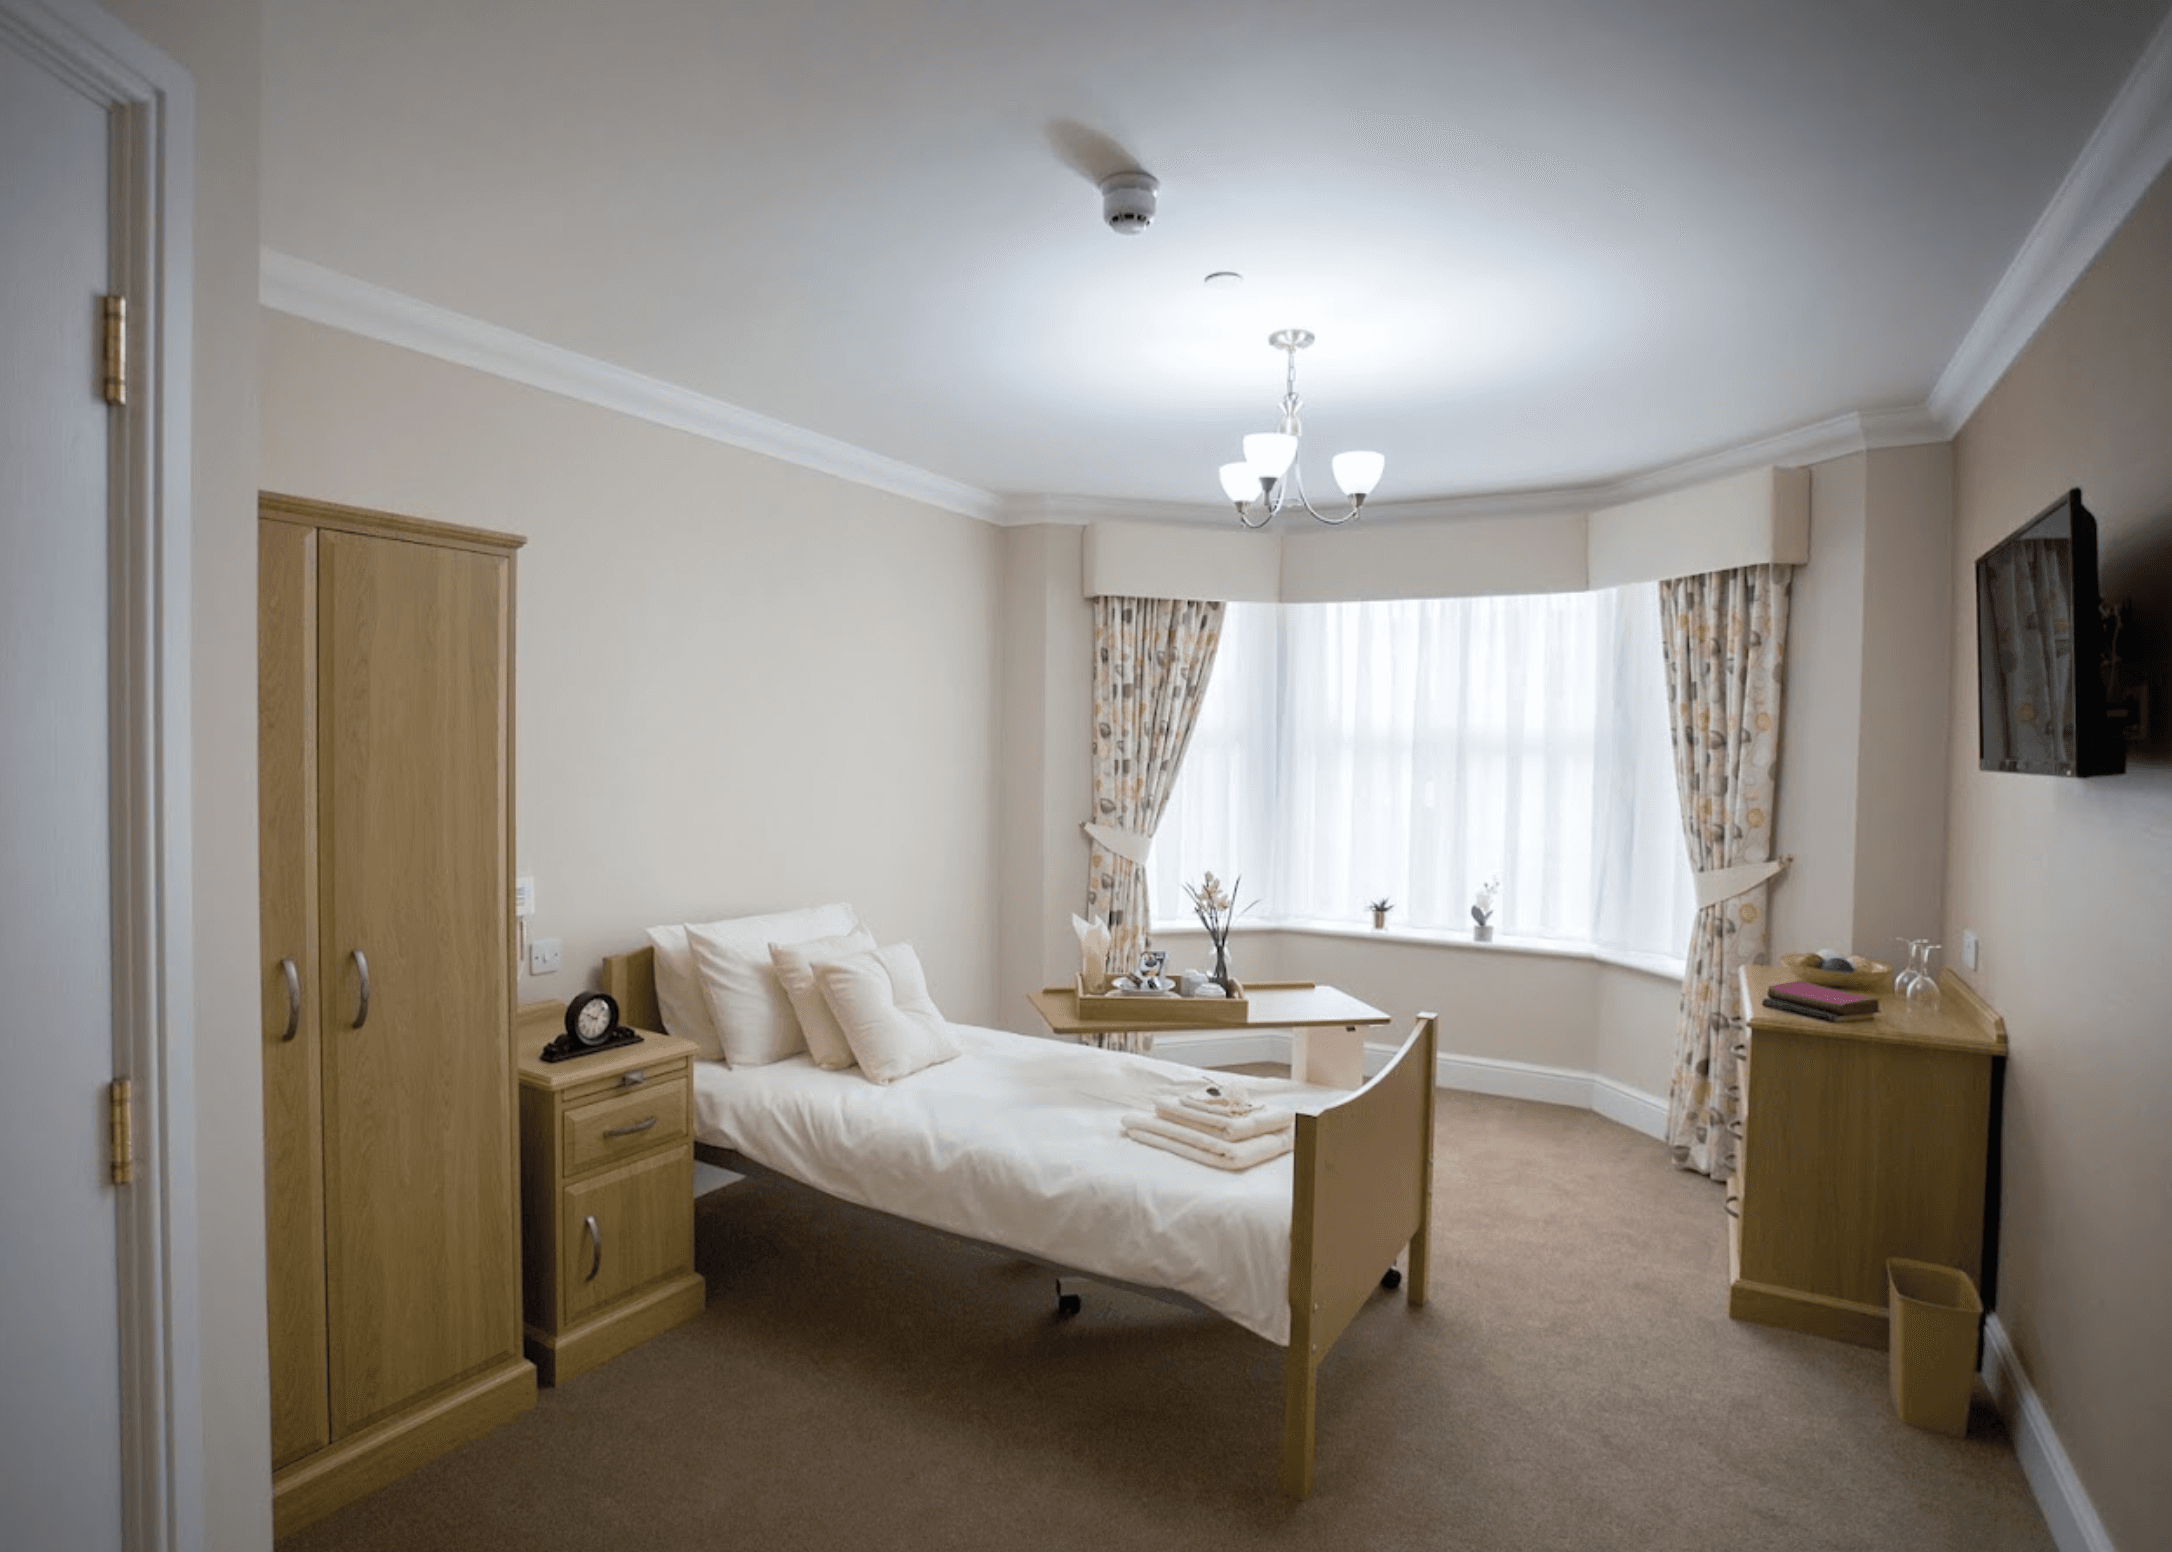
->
<box><xmin>2101</xmin><ymin>600</ymin><xmax>2151</xmax><ymax>743</ymax></box>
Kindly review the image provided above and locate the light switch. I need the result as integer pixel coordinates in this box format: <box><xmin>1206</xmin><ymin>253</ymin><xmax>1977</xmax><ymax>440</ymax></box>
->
<box><xmin>528</xmin><ymin>936</ymin><xmax>562</xmax><ymax>976</ymax></box>
<box><xmin>1960</xmin><ymin>929</ymin><xmax>1979</xmax><ymax>971</ymax></box>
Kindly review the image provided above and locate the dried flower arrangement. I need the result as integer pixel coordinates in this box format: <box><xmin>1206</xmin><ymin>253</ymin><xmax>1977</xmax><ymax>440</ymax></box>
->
<box><xmin>1184</xmin><ymin>872</ymin><xmax>1250</xmax><ymax>992</ymax></box>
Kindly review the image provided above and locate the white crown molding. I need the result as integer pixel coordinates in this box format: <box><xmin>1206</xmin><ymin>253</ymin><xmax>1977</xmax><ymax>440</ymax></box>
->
<box><xmin>999</xmin><ymin>493</ymin><xmax>1230</xmax><ymax>529</ymax></box>
<box><xmin>1981</xmin><ymin>1313</ymin><xmax>2117</xmax><ymax>1552</ymax></box>
<box><xmin>1029</xmin><ymin>406</ymin><xmax>1948</xmax><ymax>534</ymax></box>
<box><xmin>265</xmin><ymin>249</ymin><xmax>1958</xmax><ymax>537</ymax></box>
<box><xmin>1930</xmin><ymin>8</ymin><xmax>2172</xmax><ymax>433</ymax></box>
<box><xmin>1599</xmin><ymin>406</ymin><xmax>1950</xmax><ymax>508</ymax></box>
<box><xmin>259</xmin><ymin>249</ymin><xmax>1004</xmax><ymax>524</ymax></box>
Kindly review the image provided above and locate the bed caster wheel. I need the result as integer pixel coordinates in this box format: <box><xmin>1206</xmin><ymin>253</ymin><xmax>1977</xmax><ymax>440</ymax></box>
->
<box><xmin>1380</xmin><ymin>1267</ymin><xmax>1402</xmax><ymax>1290</ymax></box>
<box><xmin>1057</xmin><ymin>1292</ymin><xmax>1083</xmax><ymax>1318</ymax></box>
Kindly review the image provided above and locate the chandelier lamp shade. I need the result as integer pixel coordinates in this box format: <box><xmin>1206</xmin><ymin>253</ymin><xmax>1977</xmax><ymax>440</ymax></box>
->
<box><xmin>1217</xmin><ymin>329</ymin><xmax>1385</xmax><ymax>528</ymax></box>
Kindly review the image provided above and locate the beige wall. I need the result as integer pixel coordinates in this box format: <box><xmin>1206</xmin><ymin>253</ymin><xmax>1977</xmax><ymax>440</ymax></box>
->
<box><xmin>1593</xmin><ymin>964</ymin><xmax>1681</xmax><ymax>1102</ymax></box>
<box><xmin>1947</xmin><ymin>165</ymin><xmax>2172</xmax><ymax>1550</ymax></box>
<box><xmin>259</xmin><ymin>313</ymin><xmax>1006</xmax><ymax>1021</ymax></box>
<box><xmin>94</xmin><ymin>0</ymin><xmax>270</xmax><ymax>1545</ymax></box>
<box><xmin>1770</xmin><ymin>444</ymin><xmax>1954</xmax><ymax>965</ymax></box>
<box><xmin>995</xmin><ymin>525</ymin><xmax>1093</xmax><ymax>1032</ymax></box>
<box><xmin>1118</xmin><ymin>925</ymin><xmax>1682</xmax><ymax>1110</ymax></box>
<box><xmin>1853</xmin><ymin>444</ymin><xmax>1955</xmax><ymax>957</ymax></box>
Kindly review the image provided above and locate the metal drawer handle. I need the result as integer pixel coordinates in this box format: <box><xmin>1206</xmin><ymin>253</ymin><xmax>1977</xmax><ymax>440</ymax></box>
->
<box><xmin>583</xmin><ymin>1214</ymin><xmax>602</xmax><ymax>1282</ymax></box>
<box><xmin>279</xmin><ymin>958</ymin><xmax>301</xmax><ymax>1043</ymax></box>
<box><xmin>350</xmin><ymin>949</ymin><xmax>371</xmax><ymax>1030</ymax></box>
<box><xmin>618</xmin><ymin>1069</ymin><xmax>647</xmax><ymax>1088</ymax></box>
<box><xmin>603</xmin><ymin>1115</ymin><xmax>658</xmax><ymax>1140</ymax></box>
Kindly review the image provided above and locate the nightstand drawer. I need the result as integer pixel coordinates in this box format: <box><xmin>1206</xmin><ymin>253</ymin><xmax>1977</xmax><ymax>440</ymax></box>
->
<box><xmin>563</xmin><ymin>1076</ymin><xmax>688</xmax><ymax>1175</ymax></box>
<box><xmin>561</xmin><ymin>1150</ymin><xmax>693</xmax><ymax>1322</ymax></box>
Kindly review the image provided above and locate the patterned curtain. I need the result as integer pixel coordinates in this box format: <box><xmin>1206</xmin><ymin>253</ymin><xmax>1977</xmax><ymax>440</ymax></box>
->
<box><xmin>1084</xmin><ymin>596</ymin><xmax>1226</xmax><ymax>1053</ymax></box>
<box><xmin>1660</xmin><ymin>565</ymin><xmax>1792</xmax><ymax>1181</ymax></box>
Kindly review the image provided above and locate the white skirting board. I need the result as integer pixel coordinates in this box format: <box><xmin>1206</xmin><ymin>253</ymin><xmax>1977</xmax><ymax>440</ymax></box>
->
<box><xmin>1149</xmin><ymin>1030</ymin><xmax>1669</xmax><ymax>1141</ymax></box>
<box><xmin>1980</xmin><ymin>1313</ymin><xmax>2118</xmax><ymax>1552</ymax></box>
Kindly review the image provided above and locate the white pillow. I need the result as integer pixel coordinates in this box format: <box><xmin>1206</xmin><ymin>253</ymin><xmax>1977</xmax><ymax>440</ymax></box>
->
<box><xmin>647</xmin><ymin>903</ymin><xmax>860</xmax><ymax>1062</ymax></box>
<box><xmin>813</xmin><ymin>943</ymin><xmax>960</xmax><ymax>1085</ymax></box>
<box><xmin>769</xmin><ymin>930</ymin><xmax>878</xmax><ymax>1070</ymax></box>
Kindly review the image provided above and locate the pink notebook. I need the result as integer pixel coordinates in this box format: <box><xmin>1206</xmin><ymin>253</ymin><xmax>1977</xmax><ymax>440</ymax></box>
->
<box><xmin>1769</xmin><ymin>980</ymin><xmax>1879</xmax><ymax>1015</ymax></box>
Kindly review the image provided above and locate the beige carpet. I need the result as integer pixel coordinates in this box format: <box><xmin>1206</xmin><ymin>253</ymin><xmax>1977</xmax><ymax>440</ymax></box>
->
<box><xmin>282</xmin><ymin>1085</ymin><xmax>2052</xmax><ymax>1551</ymax></box>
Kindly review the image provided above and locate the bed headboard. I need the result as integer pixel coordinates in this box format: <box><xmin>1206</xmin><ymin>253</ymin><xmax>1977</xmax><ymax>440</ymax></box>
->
<box><xmin>600</xmin><ymin>945</ymin><xmax>663</xmax><ymax>1033</ymax></box>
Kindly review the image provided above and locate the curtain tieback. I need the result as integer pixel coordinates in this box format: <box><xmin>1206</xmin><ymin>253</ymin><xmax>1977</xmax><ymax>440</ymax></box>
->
<box><xmin>1082</xmin><ymin>821</ymin><xmax>1153</xmax><ymax>866</ymax></box>
<box><xmin>1693</xmin><ymin>856</ymin><xmax>1792</xmax><ymax>909</ymax></box>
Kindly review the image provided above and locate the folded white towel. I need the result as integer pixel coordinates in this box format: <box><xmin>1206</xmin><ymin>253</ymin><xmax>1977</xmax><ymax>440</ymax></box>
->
<box><xmin>1152</xmin><ymin>1097</ymin><xmax>1294</xmax><ymax>1142</ymax></box>
<box><xmin>1180</xmin><ymin>1083</ymin><xmax>1257</xmax><ymax>1119</ymax></box>
<box><xmin>1122</xmin><ymin>1112</ymin><xmax>1293</xmax><ymax>1171</ymax></box>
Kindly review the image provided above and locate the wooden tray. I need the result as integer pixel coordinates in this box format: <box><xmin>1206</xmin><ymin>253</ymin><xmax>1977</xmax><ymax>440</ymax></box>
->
<box><xmin>1074</xmin><ymin>974</ymin><xmax>1251</xmax><ymax>1024</ymax></box>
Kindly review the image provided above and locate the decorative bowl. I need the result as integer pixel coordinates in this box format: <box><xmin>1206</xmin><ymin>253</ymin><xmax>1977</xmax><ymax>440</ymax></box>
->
<box><xmin>1778</xmin><ymin>953</ymin><xmax>1892</xmax><ymax>992</ymax></box>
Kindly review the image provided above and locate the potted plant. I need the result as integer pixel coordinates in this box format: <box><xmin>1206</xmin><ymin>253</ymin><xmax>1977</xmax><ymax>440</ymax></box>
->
<box><xmin>1471</xmin><ymin>874</ymin><xmax>1501</xmax><ymax>942</ymax></box>
<box><xmin>1367</xmin><ymin>897</ymin><xmax>1394</xmax><ymax>930</ymax></box>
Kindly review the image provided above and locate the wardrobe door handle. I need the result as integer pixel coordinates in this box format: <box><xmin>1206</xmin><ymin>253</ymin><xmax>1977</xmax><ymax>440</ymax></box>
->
<box><xmin>351</xmin><ymin>949</ymin><xmax>371</xmax><ymax>1030</ymax></box>
<box><xmin>279</xmin><ymin>958</ymin><xmax>301</xmax><ymax>1043</ymax></box>
<box><xmin>583</xmin><ymin>1215</ymin><xmax>603</xmax><ymax>1283</ymax></box>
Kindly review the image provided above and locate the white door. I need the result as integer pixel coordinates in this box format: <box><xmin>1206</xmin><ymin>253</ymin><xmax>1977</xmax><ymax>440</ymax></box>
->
<box><xmin>0</xmin><ymin>29</ymin><xmax>125</xmax><ymax>1552</ymax></box>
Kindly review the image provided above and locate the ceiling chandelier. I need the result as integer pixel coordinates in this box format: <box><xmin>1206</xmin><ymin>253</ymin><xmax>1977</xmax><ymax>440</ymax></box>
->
<box><xmin>1217</xmin><ymin>329</ymin><xmax>1385</xmax><ymax>528</ymax></box>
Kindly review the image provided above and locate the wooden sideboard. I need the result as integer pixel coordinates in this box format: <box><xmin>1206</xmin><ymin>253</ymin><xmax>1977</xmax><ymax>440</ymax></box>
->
<box><xmin>1730</xmin><ymin>964</ymin><xmax>2006</xmax><ymax>1348</ymax></box>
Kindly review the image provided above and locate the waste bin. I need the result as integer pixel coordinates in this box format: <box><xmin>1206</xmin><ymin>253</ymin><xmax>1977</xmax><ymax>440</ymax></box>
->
<box><xmin>1887</xmin><ymin>1257</ymin><xmax>1983</xmax><ymax>1436</ymax></box>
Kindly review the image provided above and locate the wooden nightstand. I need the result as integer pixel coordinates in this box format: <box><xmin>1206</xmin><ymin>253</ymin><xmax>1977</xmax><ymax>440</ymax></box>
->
<box><xmin>515</xmin><ymin>1005</ymin><xmax>707</xmax><ymax>1383</ymax></box>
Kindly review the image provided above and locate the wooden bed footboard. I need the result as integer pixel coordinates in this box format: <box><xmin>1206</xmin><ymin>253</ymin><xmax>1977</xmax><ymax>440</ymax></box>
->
<box><xmin>1282</xmin><ymin>1013</ymin><xmax>1439</xmax><ymax>1499</ymax></box>
<box><xmin>601</xmin><ymin>942</ymin><xmax>1436</xmax><ymax>1500</ymax></box>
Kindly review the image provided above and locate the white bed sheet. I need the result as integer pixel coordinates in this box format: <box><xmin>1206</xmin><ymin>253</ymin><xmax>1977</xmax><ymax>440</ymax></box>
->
<box><xmin>691</xmin><ymin>1025</ymin><xmax>1345</xmax><ymax>1345</ymax></box>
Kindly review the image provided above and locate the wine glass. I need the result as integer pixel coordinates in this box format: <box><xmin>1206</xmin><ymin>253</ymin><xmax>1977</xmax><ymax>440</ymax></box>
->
<box><xmin>1893</xmin><ymin>938</ymin><xmax>1942</xmax><ymax>1024</ymax></box>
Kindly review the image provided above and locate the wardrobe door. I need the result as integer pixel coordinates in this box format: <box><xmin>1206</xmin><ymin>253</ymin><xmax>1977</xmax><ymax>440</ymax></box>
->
<box><xmin>318</xmin><ymin>530</ymin><xmax>518</xmax><ymax>1434</ymax></box>
<box><xmin>259</xmin><ymin>520</ymin><xmax>329</xmax><ymax>1467</ymax></box>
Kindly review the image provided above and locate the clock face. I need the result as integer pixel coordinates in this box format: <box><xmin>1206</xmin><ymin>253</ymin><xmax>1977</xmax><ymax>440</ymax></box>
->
<box><xmin>566</xmin><ymin>990</ymin><xmax>620</xmax><ymax>1046</ymax></box>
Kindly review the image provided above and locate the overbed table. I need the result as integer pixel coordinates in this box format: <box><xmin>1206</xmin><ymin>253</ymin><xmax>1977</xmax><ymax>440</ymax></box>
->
<box><xmin>1028</xmin><ymin>980</ymin><xmax>1392</xmax><ymax>1088</ymax></box>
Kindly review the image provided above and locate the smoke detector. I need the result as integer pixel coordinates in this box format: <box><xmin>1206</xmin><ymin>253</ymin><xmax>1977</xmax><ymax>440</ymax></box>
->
<box><xmin>1099</xmin><ymin>171</ymin><xmax>1159</xmax><ymax>235</ymax></box>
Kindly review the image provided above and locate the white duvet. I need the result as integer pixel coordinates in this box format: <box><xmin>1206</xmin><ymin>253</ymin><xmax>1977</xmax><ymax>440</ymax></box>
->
<box><xmin>690</xmin><ymin>1025</ymin><xmax>1344</xmax><ymax>1345</ymax></box>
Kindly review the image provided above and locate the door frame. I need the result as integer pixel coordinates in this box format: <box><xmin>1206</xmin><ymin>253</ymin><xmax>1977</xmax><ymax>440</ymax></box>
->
<box><xmin>0</xmin><ymin>2</ymin><xmax>200</xmax><ymax>1548</ymax></box>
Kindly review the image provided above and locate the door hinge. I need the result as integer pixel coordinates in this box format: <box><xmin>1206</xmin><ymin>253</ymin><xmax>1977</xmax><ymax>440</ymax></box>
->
<box><xmin>110</xmin><ymin>1078</ymin><xmax>134</xmax><ymax>1186</ymax></box>
<box><xmin>102</xmin><ymin>295</ymin><xmax>127</xmax><ymax>406</ymax></box>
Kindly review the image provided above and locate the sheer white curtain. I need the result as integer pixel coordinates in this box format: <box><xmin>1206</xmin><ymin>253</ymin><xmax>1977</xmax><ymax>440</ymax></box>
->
<box><xmin>1150</xmin><ymin>587</ymin><xmax>1693</xmax><ymax>964</ymax></box>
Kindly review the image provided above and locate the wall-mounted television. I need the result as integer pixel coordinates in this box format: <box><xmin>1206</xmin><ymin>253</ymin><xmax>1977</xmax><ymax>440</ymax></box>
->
<box><xmin>1976</xmin><ymin>488</ymin><xmax>2123</xmax><ymax>777</ymax></box>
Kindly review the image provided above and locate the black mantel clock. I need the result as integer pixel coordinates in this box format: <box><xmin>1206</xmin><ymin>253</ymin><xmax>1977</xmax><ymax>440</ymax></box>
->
<box><xmin>539</xmin><ymin>989</ymin><xmax>644</xmax><ymax>1063</ymax></box>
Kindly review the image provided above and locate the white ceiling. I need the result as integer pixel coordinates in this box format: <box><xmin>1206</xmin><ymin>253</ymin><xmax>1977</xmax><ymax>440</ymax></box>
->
<box><xmin>261</xmin><ymin>0</ymin><xmax>2172</xmax><ymax>512</ymax></box>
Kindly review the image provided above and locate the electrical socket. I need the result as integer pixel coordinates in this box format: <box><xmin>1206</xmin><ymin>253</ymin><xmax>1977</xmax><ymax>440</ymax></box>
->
<box><xmin>527</xmin><ymin>936</ymin><xmax>562</xmax><ymax>976</ymax></box>
<box><xmin>1960</xmin><ymin>929</ymin><xmax>1979</xmax><ymax>971</ymax></box>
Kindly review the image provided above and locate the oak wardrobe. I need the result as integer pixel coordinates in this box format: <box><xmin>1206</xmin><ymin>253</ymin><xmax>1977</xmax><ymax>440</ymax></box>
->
<box><xmin>257</xmin><ymin>493</ymin><xmax>532</xmax><ymax>1533</ymax></box>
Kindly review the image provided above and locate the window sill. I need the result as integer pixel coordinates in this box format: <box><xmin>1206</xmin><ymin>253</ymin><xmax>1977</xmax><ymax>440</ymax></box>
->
<box><xmin>1151</xmin><ymin>920</ymin><xmax>1685</xmax><ymax>984</ymax></box>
